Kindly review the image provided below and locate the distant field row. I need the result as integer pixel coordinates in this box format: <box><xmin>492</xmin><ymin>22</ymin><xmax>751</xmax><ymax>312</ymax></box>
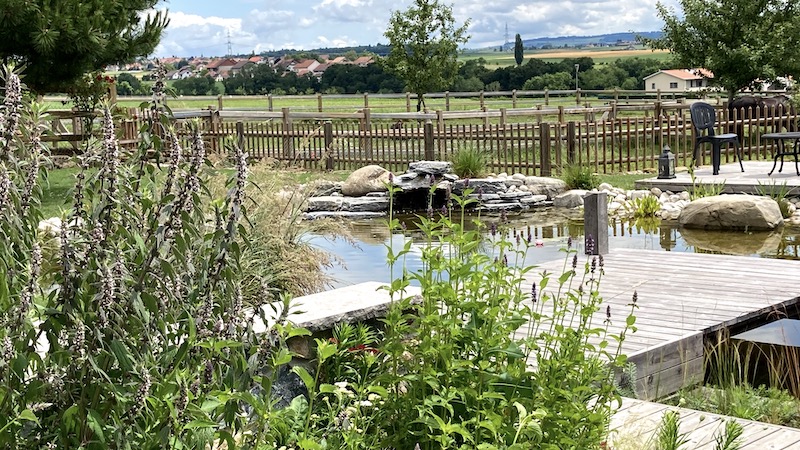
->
<box><xmin>460</xmin><ymin>48</ymin><xmax>673</xmax><ymax>66</ymax></box>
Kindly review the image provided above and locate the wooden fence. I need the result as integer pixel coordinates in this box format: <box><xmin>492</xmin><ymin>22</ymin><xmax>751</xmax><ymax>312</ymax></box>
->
<box><xmin>48</xmin><ymin>101</ymin><xmax>799</xmax><ymax>175</ymax></box>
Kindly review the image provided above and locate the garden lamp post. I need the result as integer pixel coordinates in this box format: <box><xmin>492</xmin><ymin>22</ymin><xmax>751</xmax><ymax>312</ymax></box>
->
<box><xmin>658</xmin><ymin>144</ymin><xmax>676</xmax><ymax>179</ymax></box>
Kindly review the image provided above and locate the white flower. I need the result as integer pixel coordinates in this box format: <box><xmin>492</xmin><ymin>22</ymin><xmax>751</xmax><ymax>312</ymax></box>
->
<box><xmin>358</xmin><ymin>400</ymin><xmax>373</xmax><ymax>408</ymax></box>
<box><xmin>334</xmin><ymin>381</ymin><xmax>348</xmax><ymax>389</ymax></box>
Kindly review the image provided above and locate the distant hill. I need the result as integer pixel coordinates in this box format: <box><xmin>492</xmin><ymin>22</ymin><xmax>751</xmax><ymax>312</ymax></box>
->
<box><xmin>503</xmin><ymin>32</ymin><xmax>663</xmax><ymax>50</ymax></box>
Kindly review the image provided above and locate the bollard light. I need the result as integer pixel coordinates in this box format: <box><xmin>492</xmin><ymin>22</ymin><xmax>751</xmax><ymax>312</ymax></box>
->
<box><xmin>657</xmin><ymin>144</ymin><xmax>676</xmax><ymax>179</ymax></box>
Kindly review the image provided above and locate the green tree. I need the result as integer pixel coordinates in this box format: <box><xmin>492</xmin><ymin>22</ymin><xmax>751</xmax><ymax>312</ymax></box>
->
<box><xmin>514</xmin><ymin>33</ymin><xmax>524</xmax><ymax>66</ymax></box>
<box><xmin>116</xmin><ymin>72</ymin><xmax>145</xmax><ymax>95</ymax></box>
<box><xmin>0</xmin><ymin>0</ymin><xmax>168</xmax><ymax>94</ymax></box>
<box><xmin>383</xmin><ymin>0</ymin><xmax>470</xmax><ymax>110</ymax></box>
<box><xmin>644</xmin><ymin>0</ymin><xmax>800</xmax><ymax>100</ymax></box>
<box><xmin>522</xmin><ymin>72</ymin><xmax>572</xmax><ymax>90</ymax></box>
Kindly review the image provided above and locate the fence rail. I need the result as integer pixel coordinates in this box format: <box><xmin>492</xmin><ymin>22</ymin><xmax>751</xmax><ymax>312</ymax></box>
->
<box><xmin>46</xmin><ymin>101</ymin><xmax>798</xmax><ymax>175</ymax></box>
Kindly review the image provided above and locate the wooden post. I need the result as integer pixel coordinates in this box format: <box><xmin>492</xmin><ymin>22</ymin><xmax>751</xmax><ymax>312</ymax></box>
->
<box><xmin>235</xmin><ymin>121</ymin><xmax>245</xmax><ymax>152</ymax></box>
<box><xmin>540</xmin><ymin>123</ymin><xmax>551</xmax><ymax>176</ymax></box>
<box><xmin>614</xmin><ymin>88</ymin><xmax>619</xmax><ymax>103</ymax></box>
<box><xmin>500</xmin><ymin>108</ymin><xmax>508</xmax><ymax>154</ymax></box>
<box><xmin>512</xmin><ymin>89</ymin><xmax>518</xmax><ymax>108</ymax></box>
<box><xmin>445</xmin><ymin>91</ymin><xmax>450</xmax><ymax>111</ymax></box>
<box><xmin>657</xmin><ymin>89</ymin><xmax>662</xmax><ymax>102</ymax></box>
<box><xmin>210</xmin><ymin>108</ymin><xmax>221</xmax><ymax>152</ymax></box>
<box><xmin>108</xmin><ymin>83</ymin><xmax>117</xmax><ymax>104</ymax></box>
<box><xmin>324</xmin><ymin>121</ymin><xmax>334</xmax><ymax>170</ymax></box>
<box><xmin>436</xmin><ymin>110</ymin><xmax>445</xmax><ymax>156</ymax></box>
<box><xmin>281</xmin><ymin>107</ymin><xmax>293</xmax><ymax>160</ymax></box>
<box><xmin>406</xmin><ymin>92</ymin><xmax>411</xmax><ymax>112</ymax></box>
<box><xmin>576</xmin><ymin>88</ymin><xmax>581</xmax><ymax>105</ymax></box>
<box><xmin>424</xmin><ymin>120</ymin><xmax>434</xmax><ymax>160</ymax></box>
<box><xmin>544</xmin><ymin>90</ymin><xmax>550</xmax><ymax>105</ymax></box>
<box><xmin>361</xmin><ymin>108</ymin><xmax>372</xmax><ymax>158</ymax></box>
<box><xmin>268</xmin><ymin>94</ymin><xmax>274</xmax><ymax>112</ymax></box>
<box><xmin>655</xmin><ymin>101</ymin><xmax>663</xmax><ymax>119</ymax></box>
<box><xmin>317</xmin><ymin>93</ymin><xmax>323</xmax><ymax>112</ymax></box>
<box><xmin>479</xmin><ymin>90</ymin><xmax>485</xmax><ymax>109</ymax></box>
<box><xmin>583</xmin><ymin>192</ymin><xmax>609</xmax><ymax>255</ymax></box>
<box><xmin>566</xmin><ymin>121</ymin><xmax>576</xmax><ymax>164</ymax></box>
<box><xmin>217</xmin><ymin>95</ymin><xmax>223</xmax><ymax>111</ymax></box>
<box><xmin>364</xmin><ymin>93</ymin><xmax>369</xmax><ymax>109</ymax></box>
<box><xmin>558</xmin><ymin>105</ymin><xmax>565</xmax><ymax>124</ymax></box>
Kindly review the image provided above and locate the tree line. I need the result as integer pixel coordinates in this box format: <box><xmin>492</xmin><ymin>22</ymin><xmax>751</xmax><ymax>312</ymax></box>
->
<box><xmin>144</xmin><ymin>56</ymin><xmax>668</xmax><ymax>97</ymax></box>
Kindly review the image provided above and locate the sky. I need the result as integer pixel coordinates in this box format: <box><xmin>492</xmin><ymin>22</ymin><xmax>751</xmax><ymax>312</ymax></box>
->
<box><xmin>153</xmin><ymin>0</ymin><xmax>680</xmax><ymax>58</ymax></box>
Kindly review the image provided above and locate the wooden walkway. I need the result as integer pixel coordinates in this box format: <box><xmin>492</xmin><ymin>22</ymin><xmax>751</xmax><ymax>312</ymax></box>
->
<box><xmin>636</xmin><ymin>161</ymin><xmax>800</xmax><ymax>195</ymax></box>
<box><xmin>610</xmin><ymin>397</ymin><xmax>800</xmax><ymax>449</ymax></box>
<box><xmin>521</xmin><ymin>248</ymin><xmax>800</xmax><ymax>399</ymax></box>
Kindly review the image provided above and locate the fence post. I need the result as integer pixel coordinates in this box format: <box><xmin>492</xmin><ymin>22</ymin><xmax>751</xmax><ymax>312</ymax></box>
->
<box><xmin>436</xmin><ymin>110</ymin><xmax>445</xmax><ymax>156</ymax></box>
<box><xmin>217</xmin><ymin>95</ymin><xmax>224</xmax><ymax>111</ymax></box>
<box><xmin>540</xmin><ymin>123</ymin><xmax>551</xmax><ymax>176</ymax></box>
<box><xmin>500</xmin><ymin>108</ymin><xmax>508</xmax><ymax>154</ymax></box>
<box><xmin>364</xmin><ymin>93</ymin><xmax>369</xmax><ymax>110</ymax></box>
<box><xmin>210</xmin><ymin>108</ymin><xmax>221</xmax><ymax>152</ymax></box>
<box><xmin>424</xmin><ymin>120</ymin><xmax>435</xmax><ymax>160</ymax></box>
<box><xmin>576</xmin><ymin>88</ymin><xmax>581</xmax><ymax>105</ymax></box>
<box><xmin>324</xmin><ymin>121</ymin><xmax>334</xmax><ymax>170</ymax></box>
<box><xmin>317</xmin><ymin>93</ymin><xmax>323</xmax><ymax>112</ymax></box>
<box><xmin>583</xmin><ymin>192</ymin><xmax>608</xmax><ymax>255</ymax></box>
<box><xmin>544</xmin><ymin>90</ymin><xmax>550</xmax><ymax>105</ymax></box>
<box><xmin>235</xmin><ymin>121</ymin><xmax>245</xmax><ymax>153</ymax></box>
<box><xmin>566</xmin><ymin>121</ymin><xmax>576</xmax><ymax>164</ymax></box>
<box><xmin>654</xmin><ymin>101</ymin><xmax>663</xmax><ymax>119</ymax></box>
<box><xmin>614</xmin><ymin>88</ymin><xmax>619</xmax><ymax>103</ymax></box>
<box><xmin>361</xmin><ymin>108</ymin><xmax>372</xmax><ymax>159</ymax></box>
<box><xmin>512</xmin><ymin>89</ymin><xmax>517</xmax><ymax>108</ymax></box>
<box><xmin>268</xmin><ymin>94</ymin><xmax>273</xmax><ymax>112</ymax></box>
<box><xmin>281</xmin><ymin>107</ymin><xmax>293</xmax><ymax>160</ymax></box>
<box><xmin>558</xmin><ymin>105</ymin><xmax>565</xmax><ymax>124</ymax></box>
<box><xmin>479</xmin><ymin>91</ymin><xmax>485</xmax><ymax>109</ymax></box>
<box><xmin>656</xmin><ymin>89</ymin><xmax>662</xmax><ymax>102</ymax></box>
<box><xmin>406</xmin><ymin>93</ymin><xmax>411</xmax><ymax>112</ymax></box>
<box><xmin>445</xmin><ymin>91</ymin><xmax>450</xmax><ymax>111</ymax></box>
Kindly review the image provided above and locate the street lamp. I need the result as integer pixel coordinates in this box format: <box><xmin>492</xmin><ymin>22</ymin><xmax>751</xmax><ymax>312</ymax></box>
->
<box><xmin>574</xmin><ymin>64</ymin><xmax>579</xmax><ymax>90</ymax></box>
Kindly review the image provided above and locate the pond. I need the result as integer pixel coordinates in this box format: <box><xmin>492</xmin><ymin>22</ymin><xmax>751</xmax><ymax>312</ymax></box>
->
<box><xmin>308</xmin><ymin>208</ymin><xmax>800</xmax><ymax>289</ymax></box>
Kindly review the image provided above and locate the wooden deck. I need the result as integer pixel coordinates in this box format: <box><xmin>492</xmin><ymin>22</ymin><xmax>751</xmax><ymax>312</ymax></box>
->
<box><xmin>610</xmin><ymin>397</ymin><xmax>800</xmax><ymax>449</ymax></box>
<box><xmin>521</xmin><ymin>248</ymin><xmax>800</xmax><ymax>399</ymax></box>
<box><xmin>635</xmin><ymin>161</ymin><xmax>800</xmax><ymax>195</ymax></box>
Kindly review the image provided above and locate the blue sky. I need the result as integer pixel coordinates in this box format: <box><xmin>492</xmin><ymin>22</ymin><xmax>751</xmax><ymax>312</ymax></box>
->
<box><xmin>154</xmin><ymin>0</ymin><xmax>678</xmax><ymax>58</ymax></box>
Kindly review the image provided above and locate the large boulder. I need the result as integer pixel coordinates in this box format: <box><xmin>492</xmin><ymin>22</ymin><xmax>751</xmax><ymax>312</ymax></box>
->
<box><xmin>553</xmin><ymin>189</ymin><xmax>588</xmax><ymax>208</ymax></box>
<box><xmin>452</xmin><ymin>178</ymin><xmax>507</xmax><ymax>195</ymax></box>
<box><xmin>524</xmin><ymin>176</ymin><xmax>569</xmax><ymax>200</ymax></box>
<box><xmin>679</xmin><ymin>195</ymin><xmax>784</xmax><ymax>230</ymax></box>
<box><xmin>341</xmin><ymin>165</ymin><xmax>391</xmax><ymax>196</ymax></box>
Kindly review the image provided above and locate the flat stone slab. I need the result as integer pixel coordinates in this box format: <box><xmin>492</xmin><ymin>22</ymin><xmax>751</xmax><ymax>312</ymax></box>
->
<box><xmin>253</xmin><ymin>282</ymin><xmax>422</xmax><ymax>333</ymax></box>
<box><xmin>303</xmin><ymin>211</ymin><xmax>386</xmax><ymax>220</ymax></box>
<box><xmin>477</xmin><ymin>202</ymin><xmax>526</xmax><ymax>211</ymax></box>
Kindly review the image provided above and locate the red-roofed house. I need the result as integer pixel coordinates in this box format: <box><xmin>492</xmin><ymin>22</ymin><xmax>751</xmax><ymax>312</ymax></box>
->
<box><xmin>292</xmin><ymin>59</ymin><xmax>320</xmax><ymax>76</ymax></box>
<box><xmin>352</xmin><ymin>56</ymin><xmax>374</xmax><ymax>67</ymax></box>
<box><xmin>644</xmin><ymin>69</ymin><xmax>713</xmax><ymax>92</ymax></box>
<box><xmin>206</xmin><ymin>58</ymin><xmax>238</xmax><ymax>73</ymax></box>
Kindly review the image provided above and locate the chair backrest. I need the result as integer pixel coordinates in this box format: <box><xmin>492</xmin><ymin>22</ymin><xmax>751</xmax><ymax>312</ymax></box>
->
<box><xmin>689</xmin><ymin>102</ymin><xmax>718</xmax><ymax>136</ymax></box>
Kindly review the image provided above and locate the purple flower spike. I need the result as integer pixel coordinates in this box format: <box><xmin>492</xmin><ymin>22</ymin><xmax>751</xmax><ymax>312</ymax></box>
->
<box><xmin>531</xmin><ymin>282</ymin><xmax>537</xmax><ymax>302</ymax></box>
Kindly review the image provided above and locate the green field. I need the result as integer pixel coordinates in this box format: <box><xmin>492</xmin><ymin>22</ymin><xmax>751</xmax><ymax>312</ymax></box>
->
<box><xmin>460</xmin><ymin>46</ymin><xmax>673</xmax><ymax>67</ymax></box>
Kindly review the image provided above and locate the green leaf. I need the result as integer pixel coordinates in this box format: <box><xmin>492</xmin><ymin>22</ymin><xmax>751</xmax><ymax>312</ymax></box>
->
<box><xmin>184</xmin><ymin>419</ymin><xmax>218</xmax><ymax>430</ymax></box>
<box><xmin>109</xmin><ymin>340</ymin><xmax>134</xmax><ymax>372</ymax></box>
<box><xmin>87</xmin><ymin>409</ymin><xmax>105</xmax><ymax>443</ymax></box>
<box><xmin>17</xmin><ymin>409</ymin><xmax>39</xmax><ymax>425</ymax></box>
<box><xmin>292</xmin><ymin>366</ymin><xmax>315</xmax><ymax>391</ymax></box>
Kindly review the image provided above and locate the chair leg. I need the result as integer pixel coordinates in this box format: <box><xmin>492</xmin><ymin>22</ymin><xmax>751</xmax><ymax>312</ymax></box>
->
<box><xmin>711</xmin><ymin>142</ymin><xmax>721</xmax><ymax>175</ymax></box>
<box><xmin>735</xmin><ymin>142</ymin><xmax>744</xmax><ymax>172</ymax></box>
<box><xmin>692</xmin><ymin>142</ymin><xmax>701</xmax><ymax>168</ymax></box>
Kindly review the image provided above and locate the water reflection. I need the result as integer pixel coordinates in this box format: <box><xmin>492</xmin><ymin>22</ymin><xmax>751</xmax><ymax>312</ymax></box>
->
<box><xmin>307</xmin><ymin>209</ymin><xmax>800</xmax><ymax>289</ymax></box>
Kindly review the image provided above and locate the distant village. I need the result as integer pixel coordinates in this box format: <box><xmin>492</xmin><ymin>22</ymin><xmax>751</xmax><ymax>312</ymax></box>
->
<box><xmin>109</xmin><ymin>54</ymin><xmax>376</xmax><ymax>81</ymax></box>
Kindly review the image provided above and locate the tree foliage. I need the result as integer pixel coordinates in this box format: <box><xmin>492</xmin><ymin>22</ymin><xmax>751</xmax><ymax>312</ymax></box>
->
<box><xmin>644</xmin><ymin>0</ymin><xmax>800</xmax><ymax>100</ymax></box>
<box><xmin>383</xmin><ymin>0</ymin><xmax>470</xmax><ymax>110</ymax></box>
<box><xmin>0</xmin><ymin>0</ymin><xmax>168</xmax><ymax>94</ymax></box>
<box><xmin>514</xmin><ymin>33</ymin><xmax>524</xmax><ymax>66</ymax></box>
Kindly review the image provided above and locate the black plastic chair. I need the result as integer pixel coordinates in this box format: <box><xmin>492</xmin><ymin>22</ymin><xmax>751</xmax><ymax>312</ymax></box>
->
<box><xmin>689</xmin><ymin>102</ymin><xmax>744</xmax><ymax>175</ymax></box>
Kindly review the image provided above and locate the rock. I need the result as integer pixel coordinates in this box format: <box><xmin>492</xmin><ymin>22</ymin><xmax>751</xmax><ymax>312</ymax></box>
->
<box><xmin>504</xmin><ymin>179</ymin><xmax>524</xmax><ymax>187</ymax></box>
<box><xmin>453</xmin><ymin>178</ymin><xmax>507</xmax><ymax>195</ymax></box>
<box><xmin>309</xmin><ymin>180</ymin><xmax>339</xmax><ymax>197</ymax></box>
<box><xmin>344</xmin><ymin>197</ymin><xmax>389</xmax><ymax>212</ymax></box>
<box><xmin>511</xmin><ymin>173</ymin><xmax>526</xmax><ymax>181</ymax></box>
<box><xmin>598</xmin><ymin>182</ymin><xmax>614</xmax><ymax>192</ymax></box>
<box><xmin>341</xmin><ymin>165</ymin><xmax>391</xmax><ymax>196</ymax></box>
<box><xmin>679</xmin><ymin>191</ymin><xmax>691</xmax><ymax>201</ymax></box>
<box><xmin>38</xmin><ymin>217</ymin><xmax>62</xmax><ymax>236</ymax></box>
<box><xmin>523</xmin><ymin>177</ymin><xmax>569</xmax><ymax>199</ymax></box>
<box><xmin>442</xmin><ymin>173</ymin><xmax>459</xmax><ymax>182</ymax></box>
<box><xmin>499</xmin><ymin>191</ymin><xmax>533</xmax><ymax>200</ymax></box>
<box><xmin>467</xmin><ymin>193</ymin><xmax>501</xmax><ymax>202</ymax></box>
<box><xmin>629</xmin><ymin>190</ymin><xmax>651</xmax><ymax>201</ymax></box>
<box><xmin>478</xmin><ymin>202</ymin><xmax>524</xmax><ymax>211</ymax></box>
<box><xmin>303</xmin><ymin>211</ymin><xmax>386</xmax><ymax>220</ymax></box>
<box><xmin>393</xmin><ymin>172</ymin><xmax>433</xmax><ymax>192</ymax></box>
<box><xmin>679</xmin><ymin>195</ymin><xmax>784</xmax><ymax>230</ymax></box>
<box><xmin>408</xmin><ymin>161</ymin><xmax>453</xmax><ymax>176</ymax></box>
<box><xmin>614</xmin><ymin>193</ymin><xmax>627</xmax><ymax>203</ymax></box>
<box><xmin>608</xmin><ymin>202</ymin><xmax>623</xmax><ymax>213</ymax></box>
<box><xmin>366</xmin><ymin>192</ymin><xmax>388</xmax><ymax>198</ymax></box>
<box><xmin>520</xmin><ymin>195</ymin><xmax>548</xmax><ymax>205</ymax></box>
<box><xmin>553</xmin><ymin>189</ymin><xmax>588</xmax><ymax>208</ymax></box>
<box><xmin>651</xmin><ymin>187</ymin><xmax>663</xmax><ymax>197</ymax></box>
<box><xmin>497</xmin><ymin>172</ymin><xmax>508</xmax><ymax>179</ymax></box>
<box><xmin>306</xmin><ymin>196</ymin><xmax>345</xmax><ymax>212</ymax></box>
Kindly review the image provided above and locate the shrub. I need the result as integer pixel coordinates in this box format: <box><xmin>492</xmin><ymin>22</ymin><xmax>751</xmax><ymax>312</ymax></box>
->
<box><xmin>757</xmin><ymin>180</ymin><xmax>796</xmax><ymax>219</ymax></box>
<box><xmin>309</xmin><ymin>183</ymin><xmax>639</xmax><ymax>449</ymax></box>
<box><xmin>561</xmin><ymin>163</ymin><xmax>600</xmax><ymax>189</ymax></box>
<box><xmin>628</xmin><ymin>195</ymin><xmax>661</xmax><ymax>218</ymax></box>
<box><xmin>450</xmin><ymin>143</ymin><xmax>488</xmax><ymax>178</ymax></box>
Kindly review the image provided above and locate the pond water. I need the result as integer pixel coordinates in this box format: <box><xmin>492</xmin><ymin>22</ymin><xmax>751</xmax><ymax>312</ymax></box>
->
<box><xmin>308</xmin><ymin>209</ymin><xmax>800</xmax><ymax>289</ymax></box>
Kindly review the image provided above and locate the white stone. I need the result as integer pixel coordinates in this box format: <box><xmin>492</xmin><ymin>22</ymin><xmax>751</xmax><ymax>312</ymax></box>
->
<box><xmin>511</xmin><ymin>173</ymin><xmax>526</xmax><ymax>181</ymax></box>
<box><xmin>629</xmin><ymin>190</ymin><xmax>651</xmax><ymax>200</ymax></box>
<box><xmin>497</xmin><ymin>172</ymin><xmax>508</xmax><ymax>179</ymax></box>
<box><xmin>614</xmin><ymin>193</ymin><xmax>627</xmax><ymax>203</ymax></box>
<box><xmin>553</xmin><ymin>189</ymin><xmax>588</xmax><ymax>208</ymax></box>
<box><xmin>679</xmin><ymin>195</ymin><xmax>783</xmax><ymax>230</ymax></box>
<box><xmin>608</xmin><ymin>201</ymin><xmax>623</xmax><ymax>213</ymax></box>
<box><xmin>669</xmin><ymin>194</ymin><xmax>681</xmax><ymax>202</ymax></box>
<box><xmin>341</xmin><ymin>165</ymin><xmax>391</xmax><ymax>196</ymax></box>
<box><xmin>598</xmin><ymin>182</ymin><xmax>613</xmax><ymax>191</ymax></box>
<box><xmin>679</xmin><ymin>191</ymin><xmax>691</xmax><ymax>201</ymax></box>
<box><xmin>650</xmin><ymin>187</ymin><xmax>663</xmax><ymax>197</ymax></box>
